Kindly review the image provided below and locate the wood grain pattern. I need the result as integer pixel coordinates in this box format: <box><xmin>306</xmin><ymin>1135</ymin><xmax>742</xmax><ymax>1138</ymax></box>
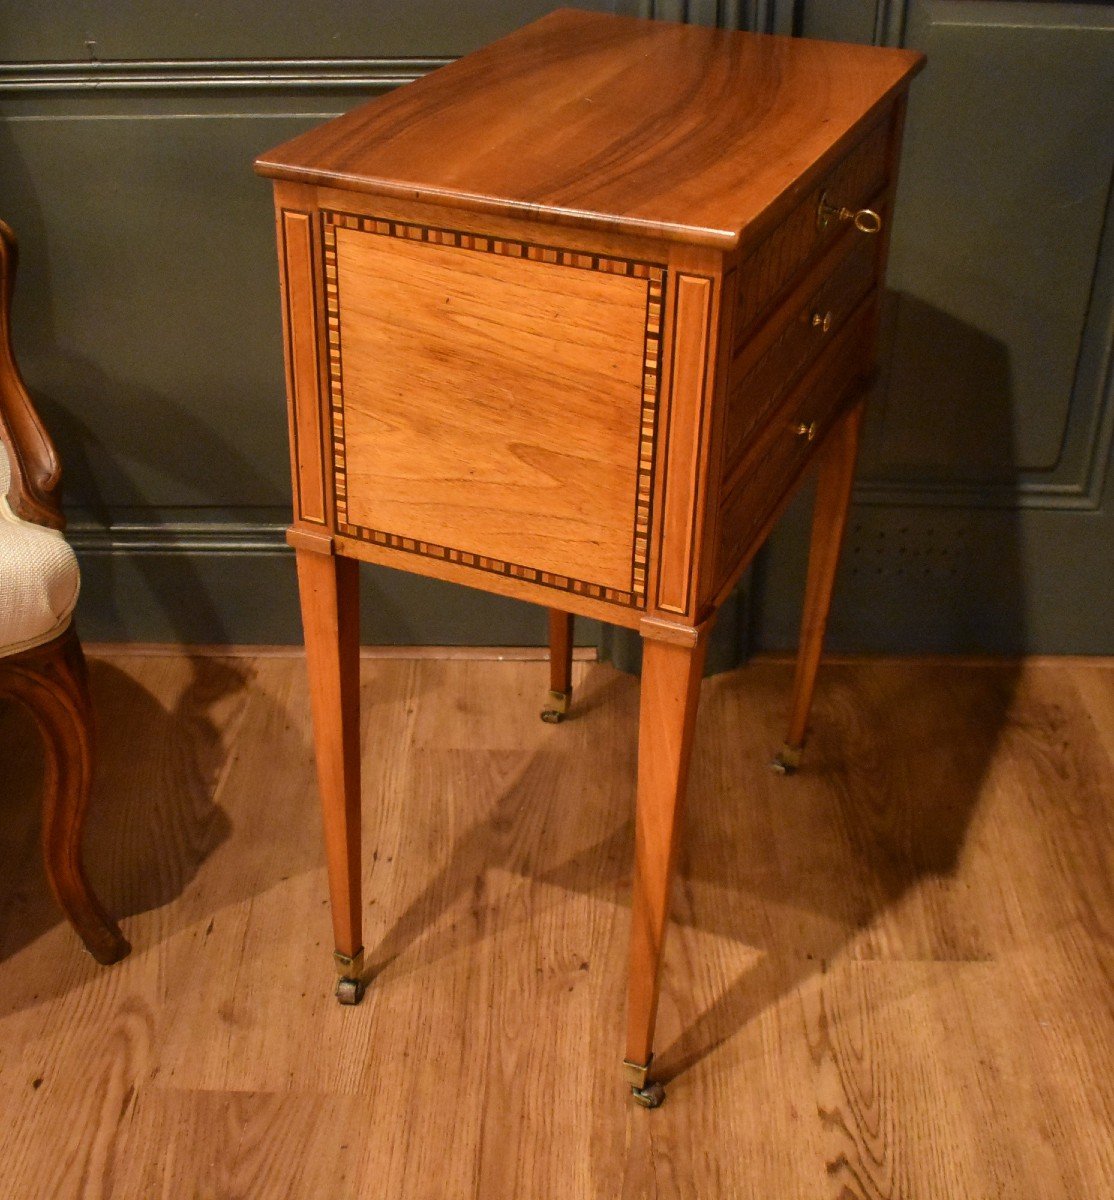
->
<box><xmin>626</xmin><ymin>630</ymin><xmax>709</xmax><ymax>1071</ymax></box>
<box><xmin>1</xmin><ymin>651</ymin><xmax>1111</xmax><ymax>1198</ymax></box>
<box><xmin>547</xmin><ymin>609</ymin><xmax>574</xmax><ymax>699</ymax></box>
<box><xmin>295</xmin><ymin>548</ymin><xmax>362</xmax><ymax>966</ymax></box>
<box><xmin>324</xmin><ymin>212</ymin><xmax>664</xmax><ymax>606</ymax></box>
<box><xmin>255</xmin><ymin>9</ymin><xmax>922</xmax><ymax>249</ymax></box>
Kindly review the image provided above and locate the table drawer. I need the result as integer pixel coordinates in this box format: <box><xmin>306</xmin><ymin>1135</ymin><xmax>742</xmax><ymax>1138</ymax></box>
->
<box><xmin>733</xmin><ymin>114</ymin><xmax>892</xmax><ymax>348</ymax></box>
<box><xmin>722</xmin><ymin>227</ymin><xmax>878</xmax><ymax>476</ymax></box>
<box><xmin>715</xmin><ymin>299</ymin><xmax>874</xmax><ymax>586</ymax></box>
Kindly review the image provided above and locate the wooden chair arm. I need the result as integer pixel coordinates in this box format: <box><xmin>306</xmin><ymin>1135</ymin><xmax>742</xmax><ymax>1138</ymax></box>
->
<box><xmin>0</xmin><ymin>219</ymin><xmax>64</xmax><ymax>531</ymax></box>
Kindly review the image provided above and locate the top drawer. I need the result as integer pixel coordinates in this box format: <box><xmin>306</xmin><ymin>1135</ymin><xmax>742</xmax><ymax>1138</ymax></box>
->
<box><xmin>733</xmin><ymin>114</ymin><xmax>892</xmax><ymax>348</ymax></box>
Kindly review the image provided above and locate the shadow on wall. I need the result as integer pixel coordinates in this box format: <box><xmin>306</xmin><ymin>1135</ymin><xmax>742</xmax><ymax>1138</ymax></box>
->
<box><xmin>751</xmin><ymin>288</ymin><xmax>1030</xmax><ymax>657</ymax></box>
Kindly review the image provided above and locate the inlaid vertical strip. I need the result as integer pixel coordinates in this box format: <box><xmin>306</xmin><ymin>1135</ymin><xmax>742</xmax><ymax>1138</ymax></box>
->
<box><xmin>280</xmin><ymin>210</ymin><xmax>326</xmax><ymax>524</ymax></box>
<box><xmin>656</xmin><ymin>274</ymin><xmax>713</xmax><ymax>615</ymax></box>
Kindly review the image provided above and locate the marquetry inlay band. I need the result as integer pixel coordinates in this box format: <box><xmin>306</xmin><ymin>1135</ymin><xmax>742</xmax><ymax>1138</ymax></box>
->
<box><xmin>320</xmin><ymin>210</ymin><xmax>665</xmax><ymax>608</ymax></box>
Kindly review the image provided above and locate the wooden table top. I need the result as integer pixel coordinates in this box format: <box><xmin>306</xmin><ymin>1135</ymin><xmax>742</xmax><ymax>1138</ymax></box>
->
<box><xmin>255</xmin><ymin>8</ymin><xmax>923</xmax><ymax>249</ymax></box>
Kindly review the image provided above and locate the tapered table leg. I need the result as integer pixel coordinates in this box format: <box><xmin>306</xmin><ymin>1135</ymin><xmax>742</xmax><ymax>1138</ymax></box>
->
<box><xmin>295</xmin><ymin>547</ymin><xmax>364</xmax><ymax>1004</ymax></box>
<box><xmin>773</xmin><ymin>400</ymin><xmax>865</xmax><ymax>774</ymax></box>
<box><xmin>541</xmin><ymin>609</ymin><xmax>574</xmax><ymax>723</ymax></box>
<box><xmin>624</xmin><ymin>628</ymin><xmax>709</xmax><ymax>1107</ymax></box>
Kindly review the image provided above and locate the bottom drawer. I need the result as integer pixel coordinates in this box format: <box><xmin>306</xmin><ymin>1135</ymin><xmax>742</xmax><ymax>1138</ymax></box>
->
<box><xmin>714</xmin><ymin>298</ymin><xmax>874</xmax><ymax>586</ymax></box>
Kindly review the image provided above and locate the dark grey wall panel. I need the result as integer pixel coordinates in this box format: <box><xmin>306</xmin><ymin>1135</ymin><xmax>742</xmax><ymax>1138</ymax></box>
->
<box><xmin>2</xmin><ymin>109</ymin><xmax>312</xmax><ymax>511</ymax></box>
<box><xmin>754</xmin><ymin>454</ymin><xmax>1114</xmax><ymax>656</ymax></box>
<box><xmin>869</xmin><ymin>5</ymin><xmax>1113</xmax><ymax>482</ymax></box>
<box><xmin>0</xmin><ymin>2</ymin><xmax>618</xmax><ymax>60</ymax></box>
<box><xmin>800</xmin><ymin>0</ymin><xmax>878</xmax><ymax>44</ymax></box>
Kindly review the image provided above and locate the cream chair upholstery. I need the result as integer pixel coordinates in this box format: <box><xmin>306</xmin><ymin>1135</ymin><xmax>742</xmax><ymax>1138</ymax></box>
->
<box><xmin>0</xmin><ymin>439</ymin><xmax>81</xmax><ymax>656</ymax></box>
<box><xmin>0</xmin><ymin>219</ymin><xmax>129</xmax><ymax>964</ymax></box>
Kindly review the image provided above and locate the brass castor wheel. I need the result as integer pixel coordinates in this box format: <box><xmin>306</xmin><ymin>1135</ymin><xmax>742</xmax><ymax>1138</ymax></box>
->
<box><xmin>540</xmin><ymin>688</ymin><xmax>570</xmax><ymax>724</ymax></box>
<box><xmin>770</xmin><ymin>742</ymin><xmax>803</xmax><ymax>776</ymax></box>
<box><xmin>333</xmin><ymin>948</ymin><xmax>366</xmax><ymax>1006</ymax></box>
<box><xmin>623</xmin><ymin>1055</ymin><xmax>664</xmax><ymax>1109</ymax></box>
<box><xmin>630</xmin><ymin>1081</ymin><xmax>666</xmax><ymax>1109</ymax></box>
<box><xmin>335</xmin><ymin>975</ymin><xmax>364</xmax><ymax>1005</ymax></box>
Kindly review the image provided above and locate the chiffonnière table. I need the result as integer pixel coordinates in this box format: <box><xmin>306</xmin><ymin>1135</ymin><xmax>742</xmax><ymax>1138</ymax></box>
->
<box><xmin>255</xmin><ymin>8</ymin><xmax>923</xmax><ymax>1108</ymax></box>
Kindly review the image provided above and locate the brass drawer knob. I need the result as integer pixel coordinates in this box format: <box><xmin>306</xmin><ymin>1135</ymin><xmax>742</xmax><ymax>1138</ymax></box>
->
<box><xmin>794</xmin><ymin>420</ymin><xmax>818</xmax><ymax>442</ymax></box>
<box><xmin>816</xmin><ymin>190</ymin><xmax>883</xmax><ymax>235</ymax></box>
<box><xmin>811</xmin><ymin>310</ymin><xmax>833</xmax><ymax>333</ymax></box>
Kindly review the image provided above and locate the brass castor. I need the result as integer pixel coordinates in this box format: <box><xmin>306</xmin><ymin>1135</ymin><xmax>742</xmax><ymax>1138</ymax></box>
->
<box><xmin>770</xmin><ymin>741</ymin><xmax>803</xmax><ymax>776</ymax></box>
<box><xmin>623</xmin><ymin>1056</ymin><xmax>665</xmax><ymax>1109</ymax></box>
<box><xmin>630</xmin><ymin>1080</ymin><xmax>666</xmax><ymax>1108</ymax></box>
<box><xmin>540</xmin><ymin>688</ymin><xmax>571</xmax><ymax>724</ymax></box>
<box><xmin>335</xmin><ymin>975</ymin><xmax>364</xmax><ymax>1005</ymax></box>
<box><xmin>333</xmin><ymin>947</ymin><xmax>366</xmax><ymax>1005</ymax></box>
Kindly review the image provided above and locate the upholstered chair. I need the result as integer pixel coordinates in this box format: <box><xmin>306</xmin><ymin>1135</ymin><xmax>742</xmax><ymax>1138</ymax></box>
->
<box><xmin>0</xmin><ymin>219</ymin><xmax>129</xmax><ymax>964</ymax></box>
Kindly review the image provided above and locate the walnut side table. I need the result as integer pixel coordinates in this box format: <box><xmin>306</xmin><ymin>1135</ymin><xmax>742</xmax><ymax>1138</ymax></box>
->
<box><xmin>255</xmin><ymin>8</ymin><xmax>923</xmax><ymax>1107</ymax></box>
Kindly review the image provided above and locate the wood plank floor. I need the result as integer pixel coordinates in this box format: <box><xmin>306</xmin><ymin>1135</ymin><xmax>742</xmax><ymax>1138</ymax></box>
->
<box><xmin>0</xmin><ymin>650</ymin><xmax>1111</xmax><ymax>1199</ymax></box>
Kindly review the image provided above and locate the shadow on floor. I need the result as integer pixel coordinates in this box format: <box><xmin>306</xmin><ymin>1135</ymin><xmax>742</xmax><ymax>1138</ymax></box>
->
<box><xmin>0</xmin><ymin>655</ymin><xmax>249</xmax><ymax>1008</ymax></box>
<box><xmin>355</xmin><ymin>654</ymin><xmax>1021</xmax><ymax>1088</ymax></box>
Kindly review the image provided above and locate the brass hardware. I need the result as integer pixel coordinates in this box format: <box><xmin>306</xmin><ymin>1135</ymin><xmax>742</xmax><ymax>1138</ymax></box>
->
<box><xmin>333</xmin><ymin>947</ymin><xmax>366</xmax><ymax>1005</ymax></box>
<box><xmin>623</xmin><ymin>1056</ymin><xmax>665</xmax><ymax>1108</ymax></box>
<box><xmin>335</xmin><ymin>977</ymin><xmax>363</xmax><ymax>1005</ymax></box>
<box><xmin>771</xmin><ymin>742</ymin><xmax>803</xmax><ymax>775</ymax></box>
<box><xmin>540</xmin><ymin>688</ymin><xmax>571</xmax><ymax>724</ymax></box>
<box><xmin>811</xmin><ymin>310</ymin><xmax>833</xmax><ymax>333</ymax></box>
<box><xmin>794</xmin><ymin>421</ymin><xmax>817</xmax><ymax>442</ymax></box>
<box><xmin>631</xmin><ymin>1080</ymin><xmax>666</xmax><ymax>1108</ymax></box>
<box><xmin>816</xmin><ymin>190</ymin><xmax>883</xmax><ymax>235</ymax></box>
<box><xmin>622</xmin><ymin>1055</ymin><xmax>653</xmax><ymax>1090</ymax></box>
<box><xmin>333</xmin><ymin>947</ymin><xmax>365</xmax><ymax>978</ymax></box>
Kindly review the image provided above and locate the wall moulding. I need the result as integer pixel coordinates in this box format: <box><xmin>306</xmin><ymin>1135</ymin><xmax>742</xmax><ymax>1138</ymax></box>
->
<box><xmin>0</xmin><ymin>58</ymin><xmax>451</xmax><ymax>94</ymax></box>
<box><xmin>66</xmin><ymin>519</ymin><xmax>288</xmax><ymax>555</ymax></box>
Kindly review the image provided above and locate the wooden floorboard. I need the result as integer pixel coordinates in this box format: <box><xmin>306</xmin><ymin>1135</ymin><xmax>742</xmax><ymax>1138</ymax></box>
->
<box><xmin>0</xmin><ymin>652</ymin><xmax>1111</xmax><ymax>1198</ymax></box>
